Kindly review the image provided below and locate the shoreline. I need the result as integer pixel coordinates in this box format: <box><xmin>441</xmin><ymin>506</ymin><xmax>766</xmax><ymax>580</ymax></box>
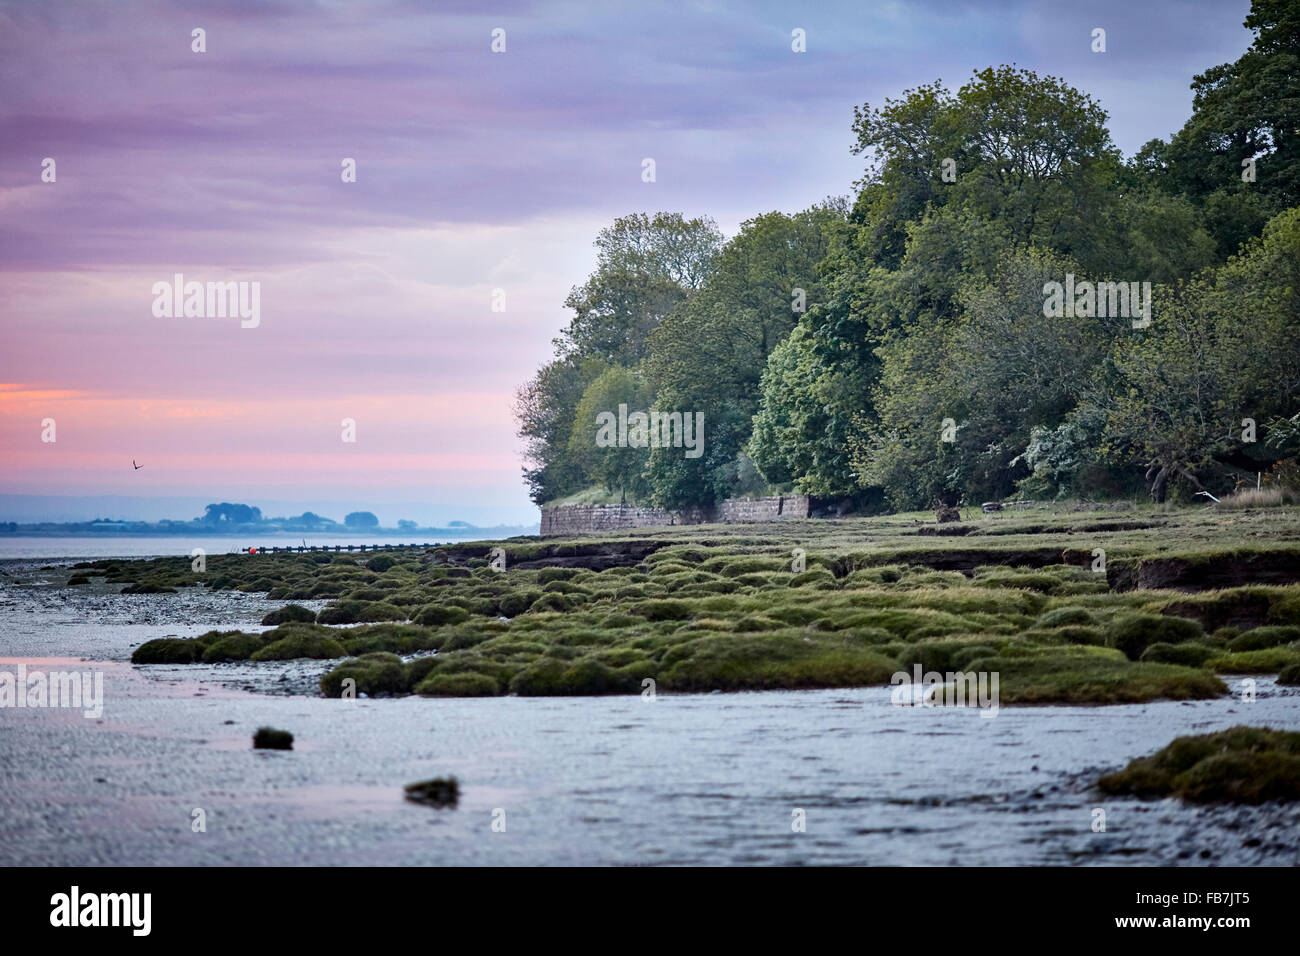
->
<box><xmin>3</xmin><ymin>506</ymin><xmax>1300</xmax><ymax>865</ymax></box>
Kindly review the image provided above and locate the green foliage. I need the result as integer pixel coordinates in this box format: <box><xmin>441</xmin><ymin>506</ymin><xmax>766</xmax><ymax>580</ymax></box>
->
<box><xmin>132</xmin><ymin>636</ymin><xmax>211</xmax><ymax>663</ymax></box>
<box><xmin>1099</xmin><ymin>726</ymin><xmax>1300</xmax><ymax>803</ymax></box>
<box><xmin>260</xmin><ymin>603</ymin><xmax>317</xmax><ymax>626</ymax></box>
<box><xmin>116</xmin><ymin>507</ymin><xmax>1300</xmax><ymax>705</ymax></box>
<box><xmin>969</xmin><ymin>647</ymin><xmax>1224</xmax><ymax>704</ymax></box>
<box><xmin>513</xmin><ymin>15</ymin><xmax>1300</xmax><ymax>510</ymax></box>
<box><xmin>1106</xmin><ymin>613</ymin><xmax>1204</xmax><ymax>660</ymax></box>
<box><xmin>1139</xmin><ymin>642</ymin><xmax>1218</xmax><ymax>667</ymax></box>
<box><xmin>514</xmin><ymin>213</ymin><xmax>722</xmax><ymax>504</ymax></box>
<box><xmin>1207</xmin><ymin>646</ymin><xmax>1300</xmax><ymax>672</ymax></box>
<box><xmin>202</xmin><ymin>633</ymin><xmax>268</xmax><ymax>662</ymax></box>
<box><xmin>411</xmin><ymin>603</ymin><xmax>471</xmax><ymax>626</ymax></box>
<box><xmin>658</xmin><ymin>632</ymin><xmax>900</xmax><ymax>692</ymax></box>
<box><xmin>1140</xmin><ymin>2</ymin><xmax>1300</xmax><ymax>255</ymax></box>
<box><xmin>515</xmin><ymin>354</ymin><xmax>609</xmax><ymax>504</ymax></box>
<box><xmin>417</xmin><ymin>671</ymin><xmax>501</xmax><ymax>697</ymax></box>
<box><xmin>558</xmin><ymin>212</ymin><xmax>722</xmax><ymax>365</ymax></box>
<box><xmin>1226</xmin><ymin>624</ymin><xmax>1300</xmax><ymax>651</ymax></box>
<box><xmin>316</xmin><ymin>600</ymin><xmax>367</xmax><ymax>625</ymax></box>
<box><xmin>354</xmin><ymin>601</ymin><xmax>408</xmax><ymax>623</ymax></box>
<box><xmin>567</xmin><ymin>364</ymin><xmax>654</xmax><ymax>500</ymax></box>
<box><xmin>1100</xmin><ymin>206</ymin><xmax>1300</xmax><ymax>501</ymax></box>
<box><xmin>1037</xmin><ymin>606</ymin><xmax>1096</xmax><ymax>628</ymax></box>
<box><xmin>644</xmin><ymin>203</ymin><xmax>847</xmax><ymax>506</ymax></box>
<box><xmin>320</xmin><ymin>653</ymin><xmax>410</xmax><ymax>697</ymax></box>
<box><xmin>250</xmin><ymin>631</ymin><xmax>347</xmax><ymax>661</ymax></box>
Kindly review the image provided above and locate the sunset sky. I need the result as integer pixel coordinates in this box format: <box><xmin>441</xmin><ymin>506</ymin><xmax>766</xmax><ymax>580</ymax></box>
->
<box><xmin>0</xmin><ymin>0</ymin><xmax>1252</xmax><ymax>525</ymax></box>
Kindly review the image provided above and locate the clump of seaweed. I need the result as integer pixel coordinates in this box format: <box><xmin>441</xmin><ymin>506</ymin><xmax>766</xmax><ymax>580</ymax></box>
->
<box><xmin>1098</xmin><ymin>726</ymin><xmax>1300</xmax><ymax>803</ymax></box>
<box><xmin>1105</xmin><ymin>613</ymin><xmax>1203</xmax><ymax>661</ymax></box>
<box><xmin>101</xmin><ymin>515</ymin><xmax>1300</xmax><ymax>704</ymax></box>
<box><xmin>320</xmin><ymin>652</ymin><xmax>411</xmax><ymax>697</ymax></box>
<box><xmin>260</xmin><ymin>603</ymin><xmax>317</xmax><ymax>626</ymax></box>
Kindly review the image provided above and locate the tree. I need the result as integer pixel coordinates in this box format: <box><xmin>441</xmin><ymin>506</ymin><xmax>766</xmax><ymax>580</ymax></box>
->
<box><xmin>344</xmin><ymin>511</ymin><xmax>380</xmax><ymax>529</ymax></box>
<box><xmin>852</xmin><ymin>247</ymin><xmax>1124</xmax><ymax>508</ymax></box>
<box><xmin>202</xmin><ymin>503</ymin><xmax>262</xmax><ymax>525</ymax></box>
<box><xmin>1102</xmin><ymin>206</ymin><xmax>1300</xmax><ymax>500</ymax></box>
<box><xmin>749</xmin><ymin>323</ymin><xmax>871</xmax><ymax>500</ymax></box>
<box><xmin>514</xmin><ymin>354</ymin><xmax>606</xmax><ymax>504</ymax></box>
<box><xmin>850</xmin><ymin>66</ymin><xmax>1121</xmax><ymax>273</ymax></box>
<box><xmin>566</xmin><ymin>365</ymin><xmax>653</xmax><ymax>501</ymax></box>
<box><xmin>1137</xmin><ymin>0</ymin><xmax>1300</xmax><ymax>256</ymax></box>
<box><xmin>293</xmin><ymin>511</ymin><xmax>330</xmax><ymax>529</ymax></box>
<box><xmin>557</xmin><ymin>212</ymin><xmax>723</xmax><ymax>365</ymax></box>
<box><xmin>515</xmin><ymin>212</ymin><xmax>722</xmax><ymax>505</ymax></box>
<box><xmin>517</xmin><ymin>20</ymin><xmax>1298</xmax><ymax>512</ymax></box>
<box><xmin>644</xmin><ymin>201</ymin><xmax>847</xmax><ymax>506</ymax></box>
<box><xmin>750</xmin><ymin>66</ymin><xmax>1123</xmax><ymax>505</ymax></box>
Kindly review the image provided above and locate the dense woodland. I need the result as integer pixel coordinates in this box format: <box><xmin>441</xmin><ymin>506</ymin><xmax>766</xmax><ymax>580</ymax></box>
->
<box><xmin>516</xmin><ymin>0</ymin><xmax>1300</xmax><ymax>512</ymax></box>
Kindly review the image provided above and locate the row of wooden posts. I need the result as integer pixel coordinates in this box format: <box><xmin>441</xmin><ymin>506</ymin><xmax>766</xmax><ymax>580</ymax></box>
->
<box><xmin>243</xmin><ymin>543</ymin><xmax>435</xmax><ymax>554</ymax></box>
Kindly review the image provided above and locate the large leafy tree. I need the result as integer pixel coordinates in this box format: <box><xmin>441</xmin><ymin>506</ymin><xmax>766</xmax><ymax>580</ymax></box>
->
<box><xmin>202</xmin><ymin>503</ymin><xmax>262</xmax><ymax>525</ymax></box>
<box><xmin>750</xmin><ymin>66</ymin><xmax>1123</xmax><ymax>505</ymax></box>
<box><xmin>1102</xmin><ymin>206</ymin><xmax>1300</xmax><ymax>500</ymax></box>
<box><xmin>644</xmin><ymin>202</ymin><xmax>846</xmax><ymax>506</ymax></box>
<box><xmin>514</xmin><ymin>355</ymin><xmax>606</xmax><ymax>504</ymax></box>
<box><xmin>566</xmin><ymin>365</ymin><xmax>654</xmax><ymax>501</ymax></box>
<box><xmin>850</xmin><ymin>66</ymin><xmax>1121</xmax><ymax>274</ymax></box>
<box><xmin>854</xmin><ymin>246</ymin><xmax>1129</xmax><ymax>508</ymax></box>
<box><xmin>749</xmin><ymin>323</ymin><xmax>871</xmax><ymax>500</ymax></box>
<box><xmin>557</xmin><ymin>212</ymin><xmax>723</xmax><ymax>365</ymax></box>
<box><xmin>519</xmin><ymin>1</ymin><xmax>1299</xmax><ymax>512</ymax></box>
<box><xmin>516</xmin><ymin>212</ymin><xmax>722</xmax><ymax>504</ymax></box>
<box><xmin>1136</xmin><ymin>0</ymin><xmax>1300</xmax><ymax>256</ymax></box>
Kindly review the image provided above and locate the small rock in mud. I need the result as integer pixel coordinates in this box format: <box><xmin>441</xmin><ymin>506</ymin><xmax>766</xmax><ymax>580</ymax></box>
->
<box><xmin>405</xmin><ymin>777</ymin><xmax>459</xmax><ymax>807</ymax></box>
<box><xmin>252</xmin><ymin>726</ymin><xmax>294</xmax><ymax>750</ymax></box>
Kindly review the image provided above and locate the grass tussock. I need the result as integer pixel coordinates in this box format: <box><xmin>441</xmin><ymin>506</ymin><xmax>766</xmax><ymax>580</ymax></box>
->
<box><xmin>1215</xmin><ymin>487</ymin><xmax>1299</xmax><ymax>509</ymax></box>
<box><xmin>105</xmin><ymin>507</ymin><xmax>1300</xmax><ymax>702</ymax></box>
<box><xmin>1099</xmin><ymin>726</ymin><xmax>1300</xmax><ymax>803</ymax></box>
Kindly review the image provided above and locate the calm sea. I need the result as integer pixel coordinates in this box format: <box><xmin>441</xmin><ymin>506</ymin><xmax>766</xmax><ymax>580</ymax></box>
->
<box><xmin>0</xmin><ymin>535</ymin><xmax>457</xmax><ymax>560</ymax></box>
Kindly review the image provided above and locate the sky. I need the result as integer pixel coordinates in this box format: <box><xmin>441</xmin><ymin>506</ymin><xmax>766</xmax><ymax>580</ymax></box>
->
<box><xmin>0</xmin><ymin>0</ymin><xmax>1255</xmax><ymax>525</ymax></box>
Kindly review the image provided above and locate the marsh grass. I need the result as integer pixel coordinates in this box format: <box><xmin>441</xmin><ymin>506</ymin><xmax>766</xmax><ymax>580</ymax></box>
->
<box><xmin>104</xmin><ymin>505</ymin><xmax>1300</xmax><ymax>703</ymax></box>
<box><xmin>1215</xmin><ymin>487</ymin><xmax>1298</xmax><ymax>509</ymax></box>
<box><xmin>1098</xmin><ymin>726</ymin><xmax>1300</xmax><ymax>803</ymax></box>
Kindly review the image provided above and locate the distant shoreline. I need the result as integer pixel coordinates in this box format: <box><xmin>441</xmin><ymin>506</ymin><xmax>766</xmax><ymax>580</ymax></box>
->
<box><xmin>0</xmin><ymin>525</ymin><xmax>539</xmax><ymax>539</ymax></box>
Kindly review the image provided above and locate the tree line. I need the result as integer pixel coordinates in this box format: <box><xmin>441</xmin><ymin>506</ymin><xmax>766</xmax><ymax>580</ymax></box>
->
<box><xmin>516</xmin><ymin>0</ymin><xmax>1300</xmax><ymax>511</ymax></box>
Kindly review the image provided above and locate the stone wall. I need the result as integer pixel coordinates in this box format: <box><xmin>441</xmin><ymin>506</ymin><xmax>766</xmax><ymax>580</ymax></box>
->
<box><xmin>716</xmin><ymin>495</ymin><xmax>809</xmax><ymax>522</ymax></box>
<box><xmin>539</xmin><ymin>495</ymin><xmax>809</xmax><ymax>537</ymax></box>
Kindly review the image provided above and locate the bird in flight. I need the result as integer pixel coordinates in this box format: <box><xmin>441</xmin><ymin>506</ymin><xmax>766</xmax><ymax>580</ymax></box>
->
<box><xmin>132</xmin><ymin>460</ymin><xmax>143</xmax><ymax>470</ymax></box>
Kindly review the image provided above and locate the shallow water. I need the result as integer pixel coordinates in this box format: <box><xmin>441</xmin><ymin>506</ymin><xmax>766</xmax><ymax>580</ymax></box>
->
<box><xmin>2</xmin><ymin>558</ymin><xmax>1298</xmax><ymax>866</ymax></box>
<box><xmin>0</xmin><ymin>535</ymin><xmax>456</xmax><ymax>560</ymax></box>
